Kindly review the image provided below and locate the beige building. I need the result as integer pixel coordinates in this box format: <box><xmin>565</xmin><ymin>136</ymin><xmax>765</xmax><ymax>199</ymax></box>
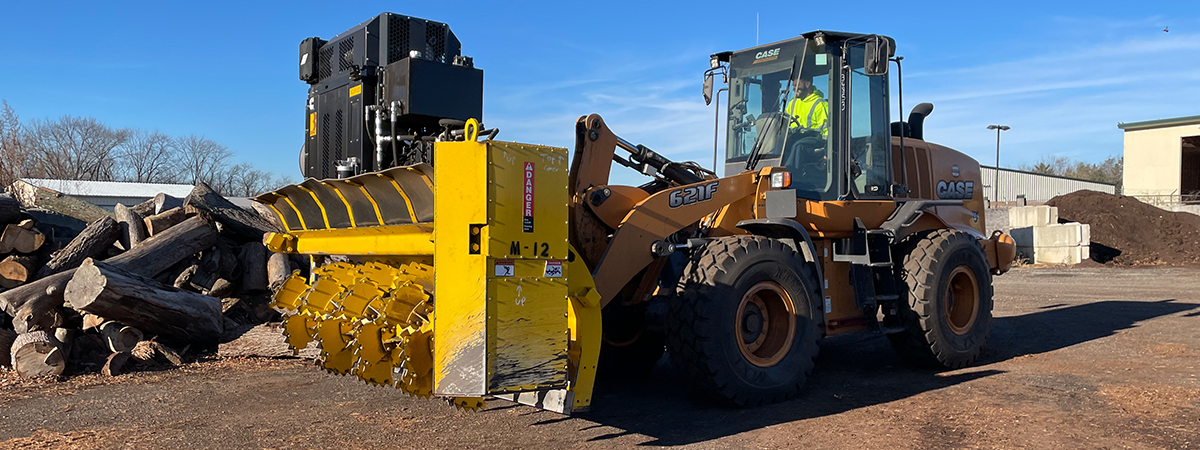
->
<box><xmin>1120</xmin><ymin>115</ymin><xmax>1200</xmax><ymax>204</ymax></box>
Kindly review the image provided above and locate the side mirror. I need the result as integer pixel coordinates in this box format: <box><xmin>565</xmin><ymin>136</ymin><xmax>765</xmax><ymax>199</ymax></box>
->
<box><xmin>864</xmin><ymin>35</ymin><xmax>892</xmax><ymax>76</ymax></box>
<box><xmin>703</xmin><ymin>73</ymin><xmax>714</xmax><ymax>105</ymax></box>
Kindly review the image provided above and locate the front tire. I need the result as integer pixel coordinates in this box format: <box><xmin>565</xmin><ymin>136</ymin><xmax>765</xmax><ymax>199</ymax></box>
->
<box><xmin>888</xmin><ymin>229</ymin><xmax>994</xmax><ymax>369</ymax></box>
<box><xmin>667</xmin><ymin>236</ymin><xmax>821</xmax><ymax>407</ymax></box>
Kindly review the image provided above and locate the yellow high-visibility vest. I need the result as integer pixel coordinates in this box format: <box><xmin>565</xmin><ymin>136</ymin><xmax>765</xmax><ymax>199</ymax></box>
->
<box><xmin>786</xmin><ymin>90</ymin><xmax>829</xmax><ymax>135</ymax></box>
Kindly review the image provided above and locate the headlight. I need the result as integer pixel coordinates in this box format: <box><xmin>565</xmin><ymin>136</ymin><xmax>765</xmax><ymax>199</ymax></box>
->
<box><xmin>770</xmin><ymin>171</ymin><xmax>791</xmax><ymax>188</ymax></box>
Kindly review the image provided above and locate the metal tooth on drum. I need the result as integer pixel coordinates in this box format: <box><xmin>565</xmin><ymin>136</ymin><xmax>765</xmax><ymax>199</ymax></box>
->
<box><xmin>268</xmin><ymin>260</ymin><xmax>452</xmax><ymax>403</ymax></box>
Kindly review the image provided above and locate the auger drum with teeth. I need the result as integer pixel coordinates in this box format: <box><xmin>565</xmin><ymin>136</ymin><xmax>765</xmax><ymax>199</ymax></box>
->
<box><xmin>258</xmin><ymin>127</ymin><xmax>602</xmax><ymax>414</ymax></box>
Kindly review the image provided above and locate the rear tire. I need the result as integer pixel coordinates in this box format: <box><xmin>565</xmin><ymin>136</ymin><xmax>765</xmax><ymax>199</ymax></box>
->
<box><xmin>667</xmin><ymin>236</ymin><xmax>821</xmax><ymax>407</ymax></box>
<box><xmin>888</xmin><ymin>229</ymin><xmax>993</xmax><ymax>369</ymax></box>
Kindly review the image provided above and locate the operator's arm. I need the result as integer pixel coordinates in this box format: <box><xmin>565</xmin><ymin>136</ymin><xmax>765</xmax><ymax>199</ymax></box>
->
<box><xmin>814</xmin><ymin>101</ymin><xmax>830</xmax><ymax>137</ymax></box>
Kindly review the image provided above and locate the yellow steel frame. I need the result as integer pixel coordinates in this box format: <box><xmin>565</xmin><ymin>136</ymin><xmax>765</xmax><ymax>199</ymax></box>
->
<box><xmin>264</xmin><ymin>224</ymin><xmax>434</xmax><ymax>255</ymax></box>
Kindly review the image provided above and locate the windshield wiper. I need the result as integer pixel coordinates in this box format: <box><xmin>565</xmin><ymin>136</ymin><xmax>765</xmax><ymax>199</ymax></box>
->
<box><xmin>744</xmin><ymin>114</ymin><xmax>781</xmax><ymax>171</ymax></box>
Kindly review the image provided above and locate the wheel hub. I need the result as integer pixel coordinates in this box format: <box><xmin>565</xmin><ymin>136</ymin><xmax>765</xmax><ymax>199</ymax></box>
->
<box><xmin>735</xmin><ymin>281</ymin><xmax>797</xmax><ymax>367</ymax></box>
<box><xmin>945</xmin><ymin>266</ymin><xmax>980</xmax><ymax>335</ymax></box>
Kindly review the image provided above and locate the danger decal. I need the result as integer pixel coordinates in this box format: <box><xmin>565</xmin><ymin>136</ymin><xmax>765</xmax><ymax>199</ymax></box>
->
<box><xmin>523</xmin><ymin>162</ymin><xmax>535</xmax><ymax>232</ymax></box>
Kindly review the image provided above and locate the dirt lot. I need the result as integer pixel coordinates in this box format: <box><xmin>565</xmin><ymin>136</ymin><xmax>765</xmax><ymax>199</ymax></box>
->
<box><xmin>1</xmin><ymin>266</ymin><xmax>1198</xmax><ymax>449</ymax></box>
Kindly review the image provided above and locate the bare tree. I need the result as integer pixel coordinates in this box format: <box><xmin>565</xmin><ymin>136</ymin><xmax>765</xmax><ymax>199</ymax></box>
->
<box><xmin>222</xmin><ymin>163</ymin><xmax>284</xmax><ymax>197</ymax></box>
<box><xmin>0</xmin><ymin>104</ymin><xmax>296</xmax><ymax>195</ymax></box>
<box><xmin>24</xmin><ymin>116</ymin><xmax>129</xmax><ymax>181</ymax></box>
<box><xmin>175</xmin><ymin>135</ymin><xmax>232</xmax><ymax>187</ymax></box>
<box><xmin>117</xmin><ymin>130</ymin><xmax>179</xmax><ymax>183</ymax></box>
<box><xmin>0</xmin><ymin>101</ymin><xmax>30</xmax><ymax>188</ymax></box>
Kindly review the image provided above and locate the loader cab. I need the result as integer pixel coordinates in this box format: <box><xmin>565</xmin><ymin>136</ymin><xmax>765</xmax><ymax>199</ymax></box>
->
<box><xmin>714</xmin><ymin>32</ymin><xmax>894</xmax><ymax>201</ymax></box>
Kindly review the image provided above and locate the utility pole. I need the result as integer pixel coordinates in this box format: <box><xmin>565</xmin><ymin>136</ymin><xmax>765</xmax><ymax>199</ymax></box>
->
<box><xmin>987</xmin><ymin>124</ymin><xmax>1010</xmax><ymax>204</ymax></box>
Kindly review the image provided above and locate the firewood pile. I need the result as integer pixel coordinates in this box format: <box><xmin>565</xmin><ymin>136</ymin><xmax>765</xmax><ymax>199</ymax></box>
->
<box><xmin>0</xmin><ymin>183</ymin><xmax>307</xmax><ymax>379</ymax></box>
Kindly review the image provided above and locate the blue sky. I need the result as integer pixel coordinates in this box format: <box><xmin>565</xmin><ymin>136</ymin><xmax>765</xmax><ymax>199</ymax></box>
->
<box><xmin>1</xmin><ymin>1</ymin><xmax>1196</xmax><ymax>185</ymax></box>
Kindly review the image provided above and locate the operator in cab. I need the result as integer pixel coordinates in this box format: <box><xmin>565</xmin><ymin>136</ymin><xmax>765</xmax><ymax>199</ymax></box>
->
<box><xmin>782</xmin><ymin>67</ymin><xmax>831</xmax><ymax>190</ymax></box>
<box><xmin>786</xmin><ymin>73</ymin><xmax>829</xmax><ymax>135</ymax></box>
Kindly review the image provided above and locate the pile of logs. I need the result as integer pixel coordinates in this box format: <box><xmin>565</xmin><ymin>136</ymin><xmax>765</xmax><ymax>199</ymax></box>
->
<box><xmin>0</xmin><ymin>183</ymin><xmax>297</xmax><ymax>379</ymax></box>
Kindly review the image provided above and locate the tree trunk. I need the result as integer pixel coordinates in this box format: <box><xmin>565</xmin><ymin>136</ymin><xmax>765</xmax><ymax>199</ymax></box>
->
<box><xmin>173</xmin><ymin>264</ymin><xmax>200</xmax><ymax>289</ymax></box>
<box><xmin>65</xmin><ymin>259</ymin><xmax>224</xmax><ymax>345</ymax></box>
<box><xmin>129</xmin><ymin>198</ymin><xmax>156</xmax><ymax>217</ymax></box>
<box><xmin>207</xmin><ymin>278</ymin><xmax>234</xmax><ymax>298</ymax></box>
<box><xmin>154</xmin><ymin>193</ymin><xmax>184</xmax><ymax>215</ymax></box>
<box><xmin>143</xmin><ymin>207</ymin><xmax>188</xmax><ymax>237</ymax></box>
<box><xmin>103</xmin><ymin>351</ymin><xmax>132</xmax><ymax>376</ymax></box>
<box><xmin>185</xmin><ymin>182</ymin><xmax>276</xmax><ymax>243</ymax></box>
<box><xmin>10</xmin><ymin>330</ymin><xmax>66</xmax><ymax>377</ymax></box>
<box><xmin>267</xmin><ymin>252</ymin><xmax>293</xmax><ymax>291</ymax></box>
<box><xmin>0</xmin><ymin>224</ymin><xmax>45</xmax><ymax>254</ymax></box>
<box><xmin>0</xmin><ymin>253</ymin><xmax>41</xmax><ymax>288</ymax></box>
<box><xmin>134</xmin><ymin>340</ymin><xmax>183</xmax><ymax>366</ymax></box>
<box><xmin>240</xmin><ymin>242</ymin><xmax>267</xmax><ymax>293</ymax></box>
<box><xmin>35</xmin><ymin>216</ymin><xmax>119</xmax><ymax>279</ymax></box>
<box><xmin>201</xmin><ymin>239</ymin><xmax>241</xmax><ymax>281</ymax></box>
<box><xmin>249</xmin><ymin>201</ymin><xmax>285</xmax><ymax>232</ymax></box>
<box><xmin>14</xmin><ymin>185</ymin><xmax>113</xmax><ymax>223</ymax></box>
<box><xmin>114</xmin><ymin>203</ymin><xmax>147</xmax><ymax>250</ymax></box>
<box><xmin>0</xmin><ymin>329</ymin><xmax>16</xmax><ymax>367</ymax></box>
<box><xmin>1</xmin><ymin>215</ymin><xmax>218</xmax><ymax>332</ymax></box>
<box><xmin>0</xmin><ymin>193</ymin><xmax>24</xmax><ymax>226</ymax></box>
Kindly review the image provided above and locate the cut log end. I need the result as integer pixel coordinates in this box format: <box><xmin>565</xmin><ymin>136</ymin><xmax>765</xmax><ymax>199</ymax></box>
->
<box><xmin>100</xmin><ymin>321</ymin><xmax>143</xmax><ymax>353</ymax></box>
<box><xmin>0</xmin><ymin>253</ymin><xmax>41</xmax><ymax>288</ymax></box>
<box><xmin>10</xmin><ymin>330</ymin><xmax>66</xmax><ymax>378</ymax></box>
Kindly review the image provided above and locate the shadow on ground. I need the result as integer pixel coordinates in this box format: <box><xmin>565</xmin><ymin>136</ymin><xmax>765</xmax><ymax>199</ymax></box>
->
<box><xmin>984</xmin><ymin>299</ymin><xmax>1199</xmax><ymax>362</ymax></box>
<box><xmin>569</xmin><ymin>299</ymin><xmax>1199</xmax><ymax>446</ymax></box>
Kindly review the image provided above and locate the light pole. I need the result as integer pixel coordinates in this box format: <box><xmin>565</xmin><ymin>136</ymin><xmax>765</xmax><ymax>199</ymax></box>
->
<box><xmin>987</xmin><ymin>125</ymin><xmax>1010</xmax><ymax>204</ymax></box>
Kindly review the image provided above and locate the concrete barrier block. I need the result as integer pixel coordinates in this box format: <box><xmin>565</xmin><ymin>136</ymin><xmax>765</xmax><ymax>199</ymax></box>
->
<box><xmin>1041</xmin><ymin>246</ymin><xmax>1085</xmax><ymax>265</ymax></box>
<box><xmin>1009</xmin><ymin>205</ymin><xmax>1058</xmax><ymax>228</ymax></box>
<box><xmin>1025</xmin><ymin>245</ymin><xmax>1085</xmax><ymax>265</ymax></box>
<box><xmin>1033</xmin><ymin>223</ymin><xmax>1088</xmax><ymax>247</ymax></box>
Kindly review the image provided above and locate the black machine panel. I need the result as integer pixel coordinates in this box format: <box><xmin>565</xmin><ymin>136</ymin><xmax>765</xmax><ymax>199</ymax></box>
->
<box><xmin>383</xmin><ymin>58</ymin><xmax>483</xmax><ymax>126</ymax></box>
<box><xmin>298</xmin><ymin>13</ymin><xmax>483</xmax><ymax>179</ymax></box>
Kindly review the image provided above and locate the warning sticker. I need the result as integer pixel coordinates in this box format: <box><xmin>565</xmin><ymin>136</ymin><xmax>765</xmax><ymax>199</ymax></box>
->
<box><xmin>522</xmin><ymin>162</ymin><xmax>535</xmax><ymax>232</ymax></box>
<box><xmin>494</xmin><ymin>260</ymin><xmax>515</xmax><ymax>277</ymax></box>
<box><xmin>544</xmin><ymin>260</ymin><xmax>563</xmax><ymax>278</ymax></box>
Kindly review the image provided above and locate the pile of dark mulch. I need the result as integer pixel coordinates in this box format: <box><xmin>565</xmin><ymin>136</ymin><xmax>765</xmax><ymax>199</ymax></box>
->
<box><xmin>1047</xmin><ymin>190</ymin><xmax>1200</xmax><ymax>265</ymax></box>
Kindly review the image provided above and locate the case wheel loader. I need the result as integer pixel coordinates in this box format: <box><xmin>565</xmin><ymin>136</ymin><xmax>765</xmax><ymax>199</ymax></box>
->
<box><xmin>256</xmin><ymin>14</ymin><xmax>1017</xmax><ymax>413</ymax></box>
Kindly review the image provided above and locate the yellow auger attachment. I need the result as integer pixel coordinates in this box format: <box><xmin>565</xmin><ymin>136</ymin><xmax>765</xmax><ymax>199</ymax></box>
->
<box><xmin>260</xmin><ymin>137</ymin><xmax>601</xmax><ymax>414</ymax></box>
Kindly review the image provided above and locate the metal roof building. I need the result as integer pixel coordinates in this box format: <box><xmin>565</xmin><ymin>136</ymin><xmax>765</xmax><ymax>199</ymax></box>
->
<box><xmin>12</xmin><ymin>179</ymin><xmax>195</xmax><ymax>210</ymax></box>
<box><xmin>980</xmin><ymin>166</ymin><xmax>1116</xmax><ymax>204</ymax></box>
